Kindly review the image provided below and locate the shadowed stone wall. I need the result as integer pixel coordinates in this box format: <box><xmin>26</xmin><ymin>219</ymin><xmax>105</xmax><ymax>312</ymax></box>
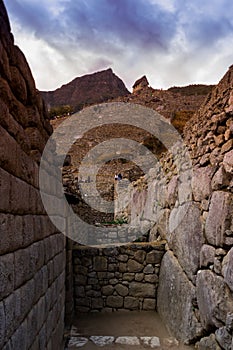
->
<box><xmin>73</xmin><ymin>242</ymin><xmax>165</xmax><ymax>313</ymax></box>
<box><xmin>0</xmin><ymin>1</ymin><xmax>66</xmax><ymax>348</ymax></box>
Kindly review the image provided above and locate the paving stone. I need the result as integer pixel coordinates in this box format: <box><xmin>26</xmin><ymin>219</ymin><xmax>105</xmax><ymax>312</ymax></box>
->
<box><xmin>141</xmin><ymin>336</ymin><xmax>160</xmax><ymax>348</ymax></box>
<box><xmin>90</xmin><ymin>336</ymin><xmax>115</xmax><ymax>347</ymax></box>
<box><xmin>68</xmin><ymin>337</ymin><xmax>88</xmax><ymax>347</ymax></box>
<box><xmin>115</xmin><ymin>336</ymin><xmax>140</xmax><ymax>345</ymax></box>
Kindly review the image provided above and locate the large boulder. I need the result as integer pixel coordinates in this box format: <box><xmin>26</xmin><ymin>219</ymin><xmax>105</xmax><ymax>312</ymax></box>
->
<box><xmin>157</xmin><ymin>251</ymin><xmax>203</xmax><ymax>342</ymax></box>
<box><xmin>205</xmin><ymin>191</ymin><xmax>233</xmax><ymax>247</ymax></box>
<box><xmin>168</xmin><ymin>202</ymin><xmax>203</xmax><ymax>281</ymax></box>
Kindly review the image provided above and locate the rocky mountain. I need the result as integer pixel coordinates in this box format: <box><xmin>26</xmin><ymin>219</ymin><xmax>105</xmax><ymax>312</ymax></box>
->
<box><xmin>41</xmin><ymin>68</ymin><xmax>130</xmax><ymax>113</ymax></box>
<box><xmin>112</xmin><ymin>78</ymin><xmax>213</xmax><ymax>135</ymax></box>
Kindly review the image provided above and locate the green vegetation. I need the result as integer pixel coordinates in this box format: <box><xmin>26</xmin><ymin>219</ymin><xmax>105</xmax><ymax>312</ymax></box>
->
<box><xmin>48</xmin><ymin>105</ymin><xmax>74</xmax><ymax>119</ymax></box>
<box><xmin>168</xmin><ymin>84</ymin><xmax>214</xmax><ymax>96</ymax></box>
<box><xmin>102</xmin><ymin>218</ymin><xmax>128</xmax><ymax>225</ymax></box>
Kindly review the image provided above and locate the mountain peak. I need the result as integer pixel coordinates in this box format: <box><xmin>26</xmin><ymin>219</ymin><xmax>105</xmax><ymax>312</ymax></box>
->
<box><xmin>132</xmin><ymin>75</ymin><xmax>149</xmax><ymax>93</ymax></box>
<box><xmin>41</xmin><ymin>69</ymin><xmax>130</xmax><ymax>113</ymax></box>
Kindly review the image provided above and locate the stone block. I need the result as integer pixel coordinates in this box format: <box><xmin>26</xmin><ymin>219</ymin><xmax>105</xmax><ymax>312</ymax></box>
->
<box><xmin>101</xmin><ymin>285</ymin><xmax>114</xmax><ymax>296</ymax></box>
<box><xmin>0</xmin><ymin>214</ymin><xmax>23</xmax><ymax>255</ymax></box>
<box><xmin>168</xmin><ymin>202</ymin><xmax>203</xmax><ymax>280</ymax></box>
<box><xmin>106</xmin><ymin>296</ymin><xmax>123</xmax><ymax>308</ymax></box>
<box><xmin>18</xmin><ymin>279</ymin><xmax>35</xmax><ymax>323</ymax></box>
<box><xmin>26</xmin><ymin>305</ymin><xmax>39</xmax><ymax>348</ymax></box>
<box><xmin>3</xmin><ymin>292</ymin><xmax>17</xmax><ymax>340</ymax></box>
<box><xmin>211</xmin><ymin>166</ymin><xmax>231</xmax><ymax>190</ymax></box>
<box><xmin>226</xmin><ymin>312</ymin><xmax>233</xmax><ymax>332</ymax></box>
<box><xmin>192</xmin><ymin>166</ymin><xmax>213</xmax><ymax>201</ymax></box>
<box><xmin>75</xmin><ymin>274</ymin><xmax>87</xmax><ymax>286</ymax></box>
<box><xmin>205</xmin><ymin>191</ymin><xmax>233</xmax><ymax>246</ymax></box>
<box><xmin>38</xmin><ymin>324</ymin><xmax>46</xmax><ymax>350</ymax></box>
<box><xmin>123</xmin><ymin>273</ymin><xmax>134</xmax><ymax>281</ymax></box>
<box><xmin>124</xmin><ymin>297</ymin><xmax>139</xmax><ymax>309</ymax></box>
<box><xmin>135</xmin><ymin>273</ymin><xmax>144</xmax><ymax>281</ymax></box>
<box><xmin>0</xmin><ymin>253</ymin><xmax>14</xmax><ymax>299</ymax></box>
<box><xmin>146</xmin><ymin>249</ymin><xmax>164</xmax><ymax>264</ymax></box>
<box><xmin>115</xmin><ymin>284</ymin><xmax>128</xmax><ymax>297</ymax></box>
<box><xmin>157</xmin><ymin>251</ymin><xmax>203</xmax><ymax>342</ymax></box>
<box><xmin>75</xmin><ymin>286</ymin><xmax>85</xmax><ymax>298</ymax></box>
<box><xmin>197</xmin><ymin>334</ymin><xmax>221</xmax><ymax>350</ymax></box>
<box><xmin>143</xmin><ymin>264</ymin><xmax>154</xmax><ymax>274</ymax></box>
<box><xmin>117</xmin><ymin>254</ymin><xmax>128</xmax><ymax>262</ymax></box>
<box><xmin>22</xmin><ymin>215</ymin><xmax>34</xmax><ymax>247</ymax></box>
<box><xmin>166</xmin><ymin>176</ymin><xmax>178</xmax><ymax>207</ymax></box>
<box><xmin>86</xmin><ymin>290</ymin><xmax>101</xmax><ymax>298</ymax></box>
<box><xmin>133</xmin><ymin>250</ymin><xmax>146</xmax><ymax>263</ymax></box>
<box><xmin>14</xmin><ymin>248</ymin><xmax>31</xmax><ymax>288</ymax></box>
<box><xmin>119</xmin><ymin>263</ymin><xmax>127</xmax><ymax>272</ymax></box>
<box><xmin>197</xmin><ymin>270</ymin><xmax>233</xmax><ymax>330</ymax></box>
<box><xmin>143</xmin><ymin>299</ymin><xmax>156</xmax><ymax>310</ymax></box>
<box><xmin>92</xmin><ymin>298</ymin><xmax>103</xmax><ymax>309</ymax></box>
<box><xmin>215</xmin><ymin>327</ymin><xmax>232</xmax><ymax>350</ymax></box>
<box><xmin>145</xmin><ymin>274</ymin><xmax>158</xmax><ymax>283</ymax></box>
<box><xmin>200</xmin><ymin>244</ymin><xmax>215</xmax><ymax>267</ymax></box>
<box><xmin>223</xmin><ymin>150</ymin><xmax>233</xmax><ymax>173</ymax></box>
<box><xmin>127</xmin><ymin>259</ymin><xmax>143</xmax><ymax>272</ymax></box>
<box><xmin>0</xmin><ymin>302</ymin><xmax>5</xmax><ymax>348</ymax></box>
<box><xmin>129</xmin><ymin>282</ymin><xmax>155</xmax><ymax>298</ymax></box>
<box><xmin>178</xmin><ymin>170</ymin><xmax>193</xmax><ymax>205</ymax></box>
<box><xmin>0</xmin><ymin>167</ymin><xmax>11</xmax><ymax>212</ymax></box>
<box><xmin>222</xmin><ymin>248</ymin><xmax>233</xmax><ymax>292</ymax></box>
<box><xmin>10</xmin><ymin>175</ymin><xmax>31</xmax><ymax>215</ymax></box>
<box><xmin>10</xmin><ymin>319</ymin><xmax>27</xmax><ymax>350</ymax></box>
<box><xmin>93</xmin><ymin>256</ymin><xmax>107</xmax><ymax>271</ymax></box>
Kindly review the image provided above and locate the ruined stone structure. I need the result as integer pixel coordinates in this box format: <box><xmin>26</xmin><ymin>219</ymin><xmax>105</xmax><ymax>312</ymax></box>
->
<box><xmin>0</xmin><ymin>1</ymin><xmax>66</xmax><ymax>348</ymax></box>
<box><xmin>1</xmin><ymin>0</ymin><xmax>233</xmax><ymax>349</ymax></box>
<box><xmin>115</xmin><ymin>66</ymin><xmax>233</xmax><ymax>348</ymax></box>
<box><xmin>73</xmin><ymin>242</ymin><xmax>165</xmax><ymax>313</ymax></box>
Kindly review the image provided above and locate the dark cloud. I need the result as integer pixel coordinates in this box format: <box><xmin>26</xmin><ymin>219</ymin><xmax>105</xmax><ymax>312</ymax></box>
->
<box><xmin>5</xmin><ymin>0</ymin><xmax>177</xmax><ymax>51</ymax></box>
<box><xmin>4</xmin><ymin>0</ymin><xmax>233</xmax><ymax>90</ymax></box>
<box><xmin>174</xmin><ymin>0</ymin><xmax>233</xmax><ymax>49</ymax></box>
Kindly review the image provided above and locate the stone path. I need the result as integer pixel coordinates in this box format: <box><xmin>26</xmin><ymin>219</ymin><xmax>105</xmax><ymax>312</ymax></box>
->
<box><xmin>65</xmin><ymin>312</ymin><xmax>194</xmax><ymax>349</ymax></box>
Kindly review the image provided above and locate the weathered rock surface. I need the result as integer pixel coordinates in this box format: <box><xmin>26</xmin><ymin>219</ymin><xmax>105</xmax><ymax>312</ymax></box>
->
<box><xmin>168</xmin><ymin>202</ymin><xmax>203</xmax><ymax>280</ymax></box>
<box><xmin>157</xmin><ymin>251</ymin><xmax>203</xmax><ymax>342</ymax></box>
<box><xmin>196</xmin><ymin>270</ymin><xmax>233</xmax><ymax>330</ymax></box>
<box><xmin>205</xmin><ymin>191</ymin><xmax>233</xmax><ymax>247</ymax></box>
<box><xmin>222</xmin><ymin>248</ymin><xmax>233</xmax><ymax>292</ymax></box>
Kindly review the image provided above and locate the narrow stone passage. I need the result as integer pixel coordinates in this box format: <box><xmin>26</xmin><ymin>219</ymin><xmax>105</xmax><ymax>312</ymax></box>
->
<box><xmin>65</xmin><ymin>312</ymin><xmax>195</xmax><ymax>349</ymax></box>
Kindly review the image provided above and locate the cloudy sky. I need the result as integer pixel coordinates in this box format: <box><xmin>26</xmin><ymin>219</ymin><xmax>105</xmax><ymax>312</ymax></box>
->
<box><xmin>4</xmin><ymin>0</ymin><xmax>233</xmax><ymax>91</ymax></box>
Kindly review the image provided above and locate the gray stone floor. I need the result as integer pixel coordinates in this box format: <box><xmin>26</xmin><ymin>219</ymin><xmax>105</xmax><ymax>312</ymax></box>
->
<box><xmin>65</xmin><ymin>312</ymin><xmax>195</xmax><ymax>349</ymax></box>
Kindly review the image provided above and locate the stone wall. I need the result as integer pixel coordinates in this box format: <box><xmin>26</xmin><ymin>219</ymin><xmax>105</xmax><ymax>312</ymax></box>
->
<box><xmin>73</xmin><ymin>242</ymin><xmax>165</xmax><ymax>313</ymax></box>
<box><xmin>0</xmin><ymin>1</ymin><xmax>66</xmax><ymax>348</ymax></box>
<box><xmin>115</xmin><ymin>66</ymin><xmax>233</xmax><ymax>348</ymax></box>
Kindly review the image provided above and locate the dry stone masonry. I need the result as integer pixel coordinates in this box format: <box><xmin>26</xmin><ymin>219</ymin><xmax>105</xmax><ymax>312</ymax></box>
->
<box><xmin>73</xmin><ymin>242</ymin><xmax>165</xmax><ymax>313</ymax></box>
<box><xmin>115</xmin><ymin>66</ymin><xmax>233</xmax><ymax>348</ymax></box>
<box><xmin>0</xmin><ymin>1</ymin><xmax>66</xmax><ymax>348</ymax></box>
